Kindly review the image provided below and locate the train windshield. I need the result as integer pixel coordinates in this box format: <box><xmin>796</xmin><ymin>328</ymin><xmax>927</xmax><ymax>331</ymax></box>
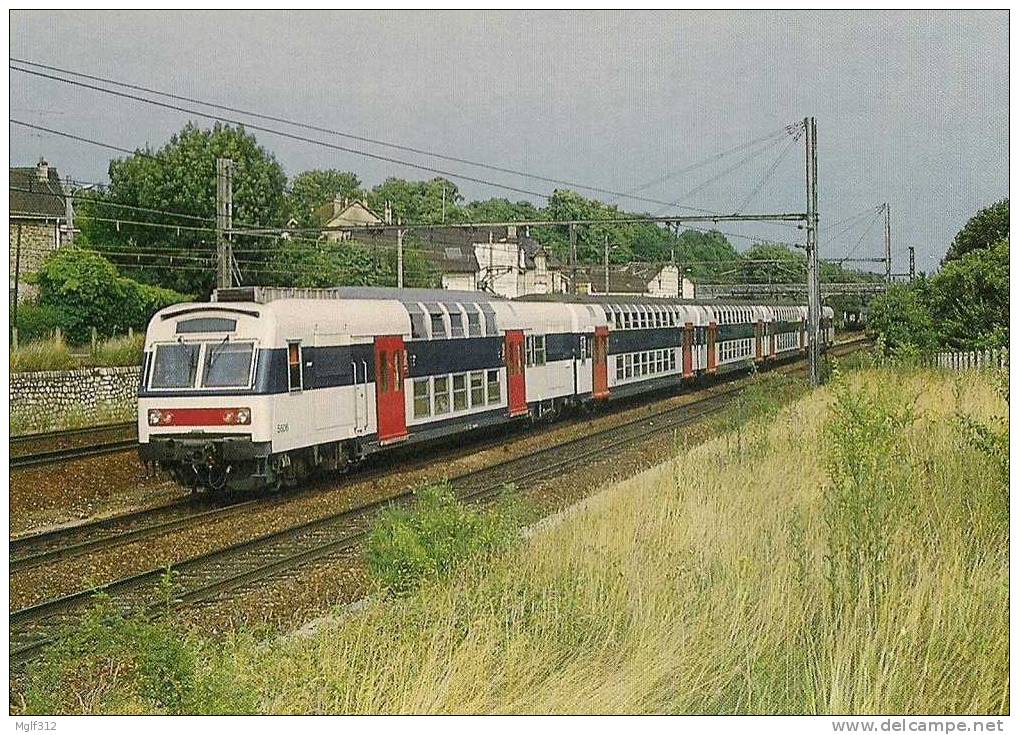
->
<box><xmin>150</xmin><ymin>343</ymin><xmax>201</xmax><ymax>389</ymax></box>
<box><xmin>201</xmin><ymin>341</ymin><xmax>254</xmax><ymax>388</ymax></box>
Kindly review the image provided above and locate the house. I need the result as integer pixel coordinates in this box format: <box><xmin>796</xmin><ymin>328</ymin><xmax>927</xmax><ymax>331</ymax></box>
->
<box><xmin>312</xmin><ymin>196</ymin><xmax>390</xmax><ymax>241</ymax></box>
<box><xmin>573</xmin><ymin>262</ymin><xmax>696</xmax><ymax>299</ymax></box>
<box><xmin>353</xmin><ymin>225</ymin><xmax>569</xmax><ymax>298</ymax></box>
<box><xmin>10</xmin><ymin>158</ymin><xmax>72</xmax><ymax>302</ymax></box>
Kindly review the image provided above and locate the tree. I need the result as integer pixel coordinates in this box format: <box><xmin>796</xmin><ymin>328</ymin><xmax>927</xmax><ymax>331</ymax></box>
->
<box><xmin>465</xmin><ymin>198</ymin><xmax>541</xmax><ymax>224</ymax></box>
<box><xmin>268</xmin><ymin>239</ymin><xmax>437</xmax><ymax>289</ymax></box>
<box><xmin>367</xmin><ymin>177</ymin><xmax>469</xmax><ymax>224</ymax></box>
<box><xmin>34</xmin><ymin>248</ymin><xmax>185</xmax><ymax>343</ymax></box>
<box><xmin>927</xmin><ymin>238</ymin><xmax>1008</xmax><ymax>349</ymax></box>
<box><xmin>286</xmin><ymin>170</ymin><xmax>363</xmax><ymax>227</ymax></box>
<box><xmin>943</xmin><ymin>199</ymin><xmax>1008</xmax><ymax>264</ymax></box>
<box><xmin>866</xmin><ymin>278</ymin><xmax>939</xmax><ymax>353</ymax></box>
<box><xmin>77</xmin><ymin>123</ymin><xmax>288</xmax><ymax>296</ymax></box>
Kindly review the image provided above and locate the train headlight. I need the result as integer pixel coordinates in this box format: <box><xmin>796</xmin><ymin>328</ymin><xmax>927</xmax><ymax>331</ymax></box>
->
<box><xmin>148</xmin><ymin>409</ymin><xmax>163</xmax><ymax>426</ymax></box>
<box><xmin>234</xmin><ymin>408</ymin><xmax>251</xmax><ymax>425</ymax></box>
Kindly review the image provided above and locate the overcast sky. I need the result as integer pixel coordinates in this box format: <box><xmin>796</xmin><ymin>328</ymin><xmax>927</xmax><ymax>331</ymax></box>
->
<box><xmin>9</xmin><ymin>10</ymin><xmax>1008</xmax><ymax>272</ymax></box>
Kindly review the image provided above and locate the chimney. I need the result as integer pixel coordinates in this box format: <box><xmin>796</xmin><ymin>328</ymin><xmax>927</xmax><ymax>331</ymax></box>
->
<box><xmin>36</xmin><ymin>157</ymin><xmax>49</xmax><ymax>183</ymax></box>
<box><xmin>384</xmin><ymin>200</ymin><xmax>393</xmax><ymax>225</ymax></box>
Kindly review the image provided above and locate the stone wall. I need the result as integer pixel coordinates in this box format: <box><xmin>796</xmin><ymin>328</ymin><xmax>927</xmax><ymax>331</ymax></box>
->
<box><xmin>10</xmin><ymin>221</ymin><xmax>60</xmax><ymax>302</ymax></box>
<box><xmin>10</xmin><ymin>366</ymin><xmax>141</xmax><ymax>431</ymax></box>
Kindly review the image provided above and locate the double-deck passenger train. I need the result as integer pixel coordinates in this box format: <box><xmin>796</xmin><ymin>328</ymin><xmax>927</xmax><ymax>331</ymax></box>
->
<box><xmin>138</xmin><ymin>286</ymin><xmax>834</xmax><ymax>491</ymax></box>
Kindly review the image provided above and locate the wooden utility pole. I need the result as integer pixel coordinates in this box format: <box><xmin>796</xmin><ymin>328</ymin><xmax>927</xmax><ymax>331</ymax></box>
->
<box><xmin>569</xmin><ymin>223</ymin><xmax>578</xmax><ymax>294</ymax></box>
<box><xmin>908</xmin><ymin>246</ymin><xmax>915</xmax><ymax>282</ymax></box>
<box><xmin>11</xmin><ymin>223</ymin><xmax>22</xmax><ymax>341</ymax></box>
<box><xmin>884</xmin><ymin>203</ymin><xmax>892</xmax><ymax>283</ymax></box>
<box><xmin>397</xmin><ymin>223</ymin><xmax>404</xmax><ymax>288</ymax></box>
<box><xmin>804</xmin><ymin>116</ymin><xmax>821</xmax><ymax>387</ymax></box>
<box><xmin>216</xmin><ymin>158</ymin><xmax>234</xmax><ymax>290</ymax></box>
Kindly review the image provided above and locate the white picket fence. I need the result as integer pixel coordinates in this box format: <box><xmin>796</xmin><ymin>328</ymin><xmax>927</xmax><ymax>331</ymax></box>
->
<box><xmin>933</xmin><ymin>348</ymin><xmax>1008</xmax><ymax>371</ymax></box>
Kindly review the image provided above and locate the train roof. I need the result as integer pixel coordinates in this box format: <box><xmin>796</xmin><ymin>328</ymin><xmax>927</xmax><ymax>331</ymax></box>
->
<box><xmin>214</xmin><ymin>286</ymin><xmax>509</xmax><ymax>305</ymax></box>
<box><xmin>215</xmin><ymin>286</ymin><xmax>810</xmax><ymax>309</ymax></box>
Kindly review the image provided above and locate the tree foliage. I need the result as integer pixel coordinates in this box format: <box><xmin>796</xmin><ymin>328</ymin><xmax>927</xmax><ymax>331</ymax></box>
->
<box><xmin>78</xmin><ymin>123</ymin><xmax>288</xmax><ymax>296</ymax></box>
<box><xmin>285</xmin><ymin>170</ymin><xmax>363</xmax><ymax>227</ymax></box>
<box><xmin>943</xmin><ymin>199</ymin><xmax>1008</xmax><ymax>264</ymax></box>
<box><xmin>367</xmin><ymin>177</ymin><xmax>468</xmax><ymax>224</ymax></box>
<box><xmin>268</xmin><ymin>240</ymin><xmax>437</xmax><ymax>289</ymax></box>
<box><xmin>34</xmin><ymin>248</ymin><xmax>186</xmax><ymax>343</ymax></box>
<box><xmin>868</xmin><ymin>201</ymin><xmax>1009</xmax><ymax>352</ymax></box>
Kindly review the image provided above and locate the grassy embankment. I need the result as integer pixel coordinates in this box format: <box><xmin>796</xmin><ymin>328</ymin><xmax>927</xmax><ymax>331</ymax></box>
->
<box><xmin>19</xmin><ymin>364</ymin><xmax>1008</xmax><ymax>714</ymax></box>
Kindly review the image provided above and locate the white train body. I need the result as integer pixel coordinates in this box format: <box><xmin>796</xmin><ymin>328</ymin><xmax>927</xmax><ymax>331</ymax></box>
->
<box><xmin>138</xmin><ymin>287</ymin><xmax>834</xmax><ymax>491</ymax></box>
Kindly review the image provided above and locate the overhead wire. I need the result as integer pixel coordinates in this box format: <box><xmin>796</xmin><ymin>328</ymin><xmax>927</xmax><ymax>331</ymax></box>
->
<box><xmin>12</xmin><ymin>57</ymin><xmax>805</xmax><ymax>216</ymax></box>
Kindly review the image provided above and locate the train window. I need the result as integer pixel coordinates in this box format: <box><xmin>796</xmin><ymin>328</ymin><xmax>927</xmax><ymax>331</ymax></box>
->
<box><xmin>486</xmin><ymin>370</ymin><xmax>501</xmax><ymax>404</ymax></box>
<box><xmin>453</xmin><ymin>374</ymin><xmax>468</xmax><ymax>411</ymax></box>
<box><xmin>413</xmin><ymin>379</ymin><xmax>431</xmax><ymax>418</ymax></box>
<box><xmin>408</xmin><ymin>304</ymin><xmax>427</xmax><ymax>340</ymax></box>
<box><xmin>622</xmin><ymin>312</ymin><xmax>631</xmax><ymax>329</ymax></box>
<box><xmin>288</xmin><ymin>342</ymin><xmax>303</xmax><ymax>392</ymax></box>
<box><xmin>201</xmin><ymin>341</ymin><xmax>254</xmax><ymax>388</ymax></box>
<box><xmin>379</xmin><ymin>351</ymin><xmax>389</xmax><ymax>392</ymax></box>
<box><xmin>433</xmin><ymin>376</ymin><xmax>450</xmax><ymax>414</ymax></box>
<box><xmin>466</xmin><ymin>311</ymin><xmax>481</xmax><ymax>337</ymax></box>
<box><xmin>429</xmin><ymin>312</ymin><xmax>446</xmax><ymax>339</ymax></box>
<box><xmin>615</xmin><ymin>311</ymin><xmax>623</xmax><ymax>329</ymax></box>
<box><xmin>470</xmin><ymin>371</ymin><xmax>485</xmax><ymax>406</ymax></box>
<box><xmin>393</xmin><ymin>351</ymin><xmax>403</xmax><ymax>392</ymax></box>
<box><xmin>616</xmin><ymin>356</ymin><xmax>624</xmax><ymax>381</ymax></box>
<box><xmin>150</xmin><ymin>343</ymin><xmax>201</xmax><ymax>389</ymax></box>
<box><xmin>534</xmin><ymin>336</ymin><xmax>545</xmax><ymax>365</ymax></box>
<box><xmin>176</xmin><ymin>317</ymin><xmax>236</xmax><ymax>334</ymax></box>
<box><xmin>410</xmin><ymin>313</ymin><xmax>427</xmax><ymax>339</ymax></box>
<box><xmin>624</xmin><ymin>354</ymin><xmax>633</xmax><ymax>378</ymax></box>
<box><xmin>448</xmin><ymin>310</ymin><xmax>464</xmax><ymax>338</ymax></box>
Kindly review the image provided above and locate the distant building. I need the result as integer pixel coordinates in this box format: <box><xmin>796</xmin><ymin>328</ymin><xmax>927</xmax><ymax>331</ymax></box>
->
<box><xmin>573</xmin><ymin>262</ymin><xmax>695</xmax><ymax>298</ymax></box>
<box><xmin>10</xmin><ymin>158</ymin><xmax>71</xmax><ymax>302</ymax></box>
<box><xmin>313</xmin><ymin>197</ymin><xmax>390</xmax><ymax>241</ymax></box>
<box><xmin>355</xmin><ymin>225</ymin><xmax>569</xmax><ymax>298</ymax></box>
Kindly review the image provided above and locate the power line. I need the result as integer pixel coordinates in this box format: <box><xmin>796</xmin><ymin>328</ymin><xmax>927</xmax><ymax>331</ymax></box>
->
<box><xmin>732</xmin><ymin>131</ymin><xmax>802</xmax><ymax>215</ymax></box>
<box><xmin>11</xmin><ymin>57</ymin><xmax>801</xmax><ymax>215</ymax></box>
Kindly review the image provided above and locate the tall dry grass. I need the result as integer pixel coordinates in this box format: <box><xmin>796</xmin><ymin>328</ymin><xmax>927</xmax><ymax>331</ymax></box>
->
<box><xmin>21</xmin><ymin>367</ymin><xmax>1008</xmax><ymax>714</ymax></box>
<box><xmin>222</xmin><ymin>367</ymin><xmax>1005</xmax><ymax>714</ymax></box>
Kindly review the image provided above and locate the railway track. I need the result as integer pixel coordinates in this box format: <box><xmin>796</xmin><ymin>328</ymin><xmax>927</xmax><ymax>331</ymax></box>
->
<box><xmin>9</xmin><ymin>420</ymin><xmax>136</xmax><ymax>447</ymax></box>
<box><xmin>11</xmin><ymin>438</ymin><xmax>139</xmax><ymax>469</ymax></box>
<box><xmin>9</xmin><ymin>339</ymin><xmax>869</xmax><ymax>663</ymax></box>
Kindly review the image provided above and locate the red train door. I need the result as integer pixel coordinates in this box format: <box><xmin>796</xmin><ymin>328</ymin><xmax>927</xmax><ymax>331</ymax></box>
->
<box><xmin>374</xmin><ymin>335</ymin><xmax>408</xmax><ymax>443</ymax></box>
<box><xmin>707</xmin><ymin>322</ymin><xmax>718</xmax><ymax>373</ymax></box>
<box><xmin>683</xmin><ymin>322</ymin><xmax>694</xmax><ymax>378</ymax></box>
<box><xmin>592</xmin><ymin>327</ymin><xmax>609</xmax><ymax>399</ymax></box>
<box><xmin>505</xmin><ymin>330</ymin><xmax>528</xmax><ymax>416</ymax></box>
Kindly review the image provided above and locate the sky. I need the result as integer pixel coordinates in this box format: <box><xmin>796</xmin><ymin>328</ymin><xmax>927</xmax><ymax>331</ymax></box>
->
<box><xmin>8</xmin><ymin>10</ymin><xmax>1009</xmax><ymax>273</ymax></box>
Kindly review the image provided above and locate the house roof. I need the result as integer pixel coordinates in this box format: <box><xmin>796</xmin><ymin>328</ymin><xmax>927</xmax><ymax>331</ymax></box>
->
<box><xmin>348</xmin><ymin>225</ymin><xmax>545</xmax><ymax>275</ymax></box>
<box><xmin>10</xmin><ymin>165</ymin><xmax>65</xmax><ymax>219</ymax></box>
<box><xmin>313</xmin><ymin>199</ymin><xmax>383</xmax><ymax>227</ymax></box>
<box><xmin>573</xmin><ymin>262</ymin><xmax>678</xmax><ymax>294</ymax></box>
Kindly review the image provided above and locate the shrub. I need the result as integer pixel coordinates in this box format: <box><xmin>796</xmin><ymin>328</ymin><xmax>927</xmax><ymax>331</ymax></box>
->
<box><xmin>21</xmin><ymin>591</ymin><xmax>253</xmax><ymax>715</ymax></box>
<box><xmin>13</xmin><ymin>302</ymin><xmax>67</xmax><ymax>343</ymax></box>
<box><xmin>10</xmin><ymin>335</ymin><xmax>77</xmax><ymax>373</ymax></box>
<box><xmin>87</xmin><ymin>333</ymin><xmax>145</xmax><ymax>368</ymax></box>
<box><xmin>364</xmin><ymin>484</ymin><xmax>525</xmax><ymax>595</ymax></box>
<box><xmin>35</xmin><ymin>247</ymin><xmax>186</xmax><ymax>343</ymax></box>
